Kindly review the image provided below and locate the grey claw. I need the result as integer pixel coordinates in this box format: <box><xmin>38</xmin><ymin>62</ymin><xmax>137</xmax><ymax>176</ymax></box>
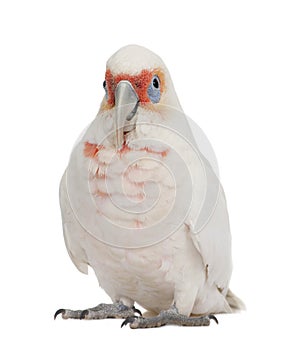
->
<box><xmin>132</xmin><ymin>307</ymin><xmax>142</xmax><ymax>317</ymax></box>
<box><xmin>54</xmin><ymin>309</ymin><xmax>65</xmax><ymax>320</ymax></box>
<box><xmin>121</xmin><ymin>316</ymin><xmax>138</xmax><ymax>328</ymax></box>
<box><xmin>80</xmin><ymin>310</ymin><xmax>89</xmax><ymax>320</ymax></box>
<box><xmin>208</xmin><ymin>314</ymin><xmax>219</xmax><ymax>324</ymax></box>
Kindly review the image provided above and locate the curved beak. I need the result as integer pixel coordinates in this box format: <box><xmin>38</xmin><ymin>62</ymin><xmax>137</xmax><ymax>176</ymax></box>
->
<box><xmin>114</xmin><ymin>80</ymin><xmax>139</xmax><ymax>149</ymax></box>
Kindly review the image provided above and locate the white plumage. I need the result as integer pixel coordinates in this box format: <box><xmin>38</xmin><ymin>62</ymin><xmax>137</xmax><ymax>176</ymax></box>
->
<box><xmin>60</xmin><ymin>45</ymin><xmax>242</xmax><ymax>317</ymax></box>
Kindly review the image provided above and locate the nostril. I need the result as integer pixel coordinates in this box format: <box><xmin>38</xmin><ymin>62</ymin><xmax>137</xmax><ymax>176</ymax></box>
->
<box><xmin>134</xmin><ymin>81</ymin><xmax>142</xmax><ymax>89</ymax></box>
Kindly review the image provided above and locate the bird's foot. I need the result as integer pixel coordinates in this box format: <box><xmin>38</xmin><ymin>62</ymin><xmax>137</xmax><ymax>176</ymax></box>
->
<box><xmin>54</xmin><ymin>302</ymin><xmax>142</xmax><ymax>320</ymax></box>
<box><xmin>121</xmin><ymin>305</ymin><xmax>218</xmax><ymax>329</ymax></box>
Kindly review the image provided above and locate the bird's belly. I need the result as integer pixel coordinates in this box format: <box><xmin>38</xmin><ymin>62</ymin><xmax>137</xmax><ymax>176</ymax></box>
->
<box><xmin>83</xmin><ymin>228</ymin><xmax>188</xmax><ymax>313</ymax></box>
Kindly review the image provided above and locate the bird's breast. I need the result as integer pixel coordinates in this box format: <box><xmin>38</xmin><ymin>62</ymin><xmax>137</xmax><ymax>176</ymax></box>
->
<box><xmin>84</xmin><ymin>142</ymin><xmax>175</xmax><ymax>230</ymax></box>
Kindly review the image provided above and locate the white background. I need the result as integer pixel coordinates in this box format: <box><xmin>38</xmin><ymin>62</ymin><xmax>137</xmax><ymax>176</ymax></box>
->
<box><xmin>1</xmin><ymin>0</ymin><xmax>286</xmax><ymax>349</ymax></box>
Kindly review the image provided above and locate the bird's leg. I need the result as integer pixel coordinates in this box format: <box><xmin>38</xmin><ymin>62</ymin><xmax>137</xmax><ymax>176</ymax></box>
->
<box><xmin>121</xmin><ymin>304</ymin><xmax>218</xmax><ymax>329</ymax></box>
<box><xmin>54</xmin><ymin>301</ymin><xmax>142</xmax><ymax>320</ymax></box>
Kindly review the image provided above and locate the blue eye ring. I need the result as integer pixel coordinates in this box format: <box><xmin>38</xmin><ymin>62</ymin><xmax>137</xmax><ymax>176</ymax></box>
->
<box><xmin>147</xmin><ymin>75</ymin><xmax>161</xmax><ymax>103</ymax></box>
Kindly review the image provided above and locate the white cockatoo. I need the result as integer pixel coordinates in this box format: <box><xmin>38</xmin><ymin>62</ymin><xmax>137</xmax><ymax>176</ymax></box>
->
<box><xmin>55</xmin><ymin>45</ymin><xmax>243</xmax><ymax>328</ymax></box>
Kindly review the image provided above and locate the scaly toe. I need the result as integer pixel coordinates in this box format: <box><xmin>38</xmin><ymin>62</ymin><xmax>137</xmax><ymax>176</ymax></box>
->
<box><xmin>80</xmin><ymin>310</ymin><xmax>89</xmax><ymax>320</ymax></box>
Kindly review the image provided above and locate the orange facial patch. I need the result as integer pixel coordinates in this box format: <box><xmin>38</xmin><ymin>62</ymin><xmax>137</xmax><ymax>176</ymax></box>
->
<box><xmin>104</xmin><ymin>69</ymin><xmax>165</xmax><ymax>107</ymax></box>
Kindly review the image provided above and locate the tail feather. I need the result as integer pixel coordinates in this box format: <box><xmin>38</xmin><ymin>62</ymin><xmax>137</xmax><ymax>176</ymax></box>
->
<box><xmin>226</xmin><ymin>289</ymin><xmax>246</xmax><ymax>312</ymax></box>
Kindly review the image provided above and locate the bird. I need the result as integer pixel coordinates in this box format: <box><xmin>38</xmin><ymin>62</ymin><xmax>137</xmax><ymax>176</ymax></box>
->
<box><xmin>54</xmin><ymin>45</ymin><xmax>243</xmax><ymax>328</ymax></box>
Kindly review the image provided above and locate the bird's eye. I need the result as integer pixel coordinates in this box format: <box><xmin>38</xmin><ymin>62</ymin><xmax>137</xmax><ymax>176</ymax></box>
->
<box><xmin>147</xmin><ymin>75</ymin><xmax>161</xmax><ymax>103</ymax></box>
<box><xmin>153</xmin><ymin>77</ymin><xmax>159</xmax><ymax>89</ymax></box>
<box><xmin>103</xmin><ymin>80</ymin><xmax>108</xmax><ymax>99</ymax></box>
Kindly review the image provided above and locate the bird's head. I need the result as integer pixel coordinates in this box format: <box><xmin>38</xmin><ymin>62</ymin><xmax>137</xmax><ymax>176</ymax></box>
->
<box><xmin>98</xmin><ymin>45</ymin><xmax>182</xmax><ymax>149</ymax></box>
